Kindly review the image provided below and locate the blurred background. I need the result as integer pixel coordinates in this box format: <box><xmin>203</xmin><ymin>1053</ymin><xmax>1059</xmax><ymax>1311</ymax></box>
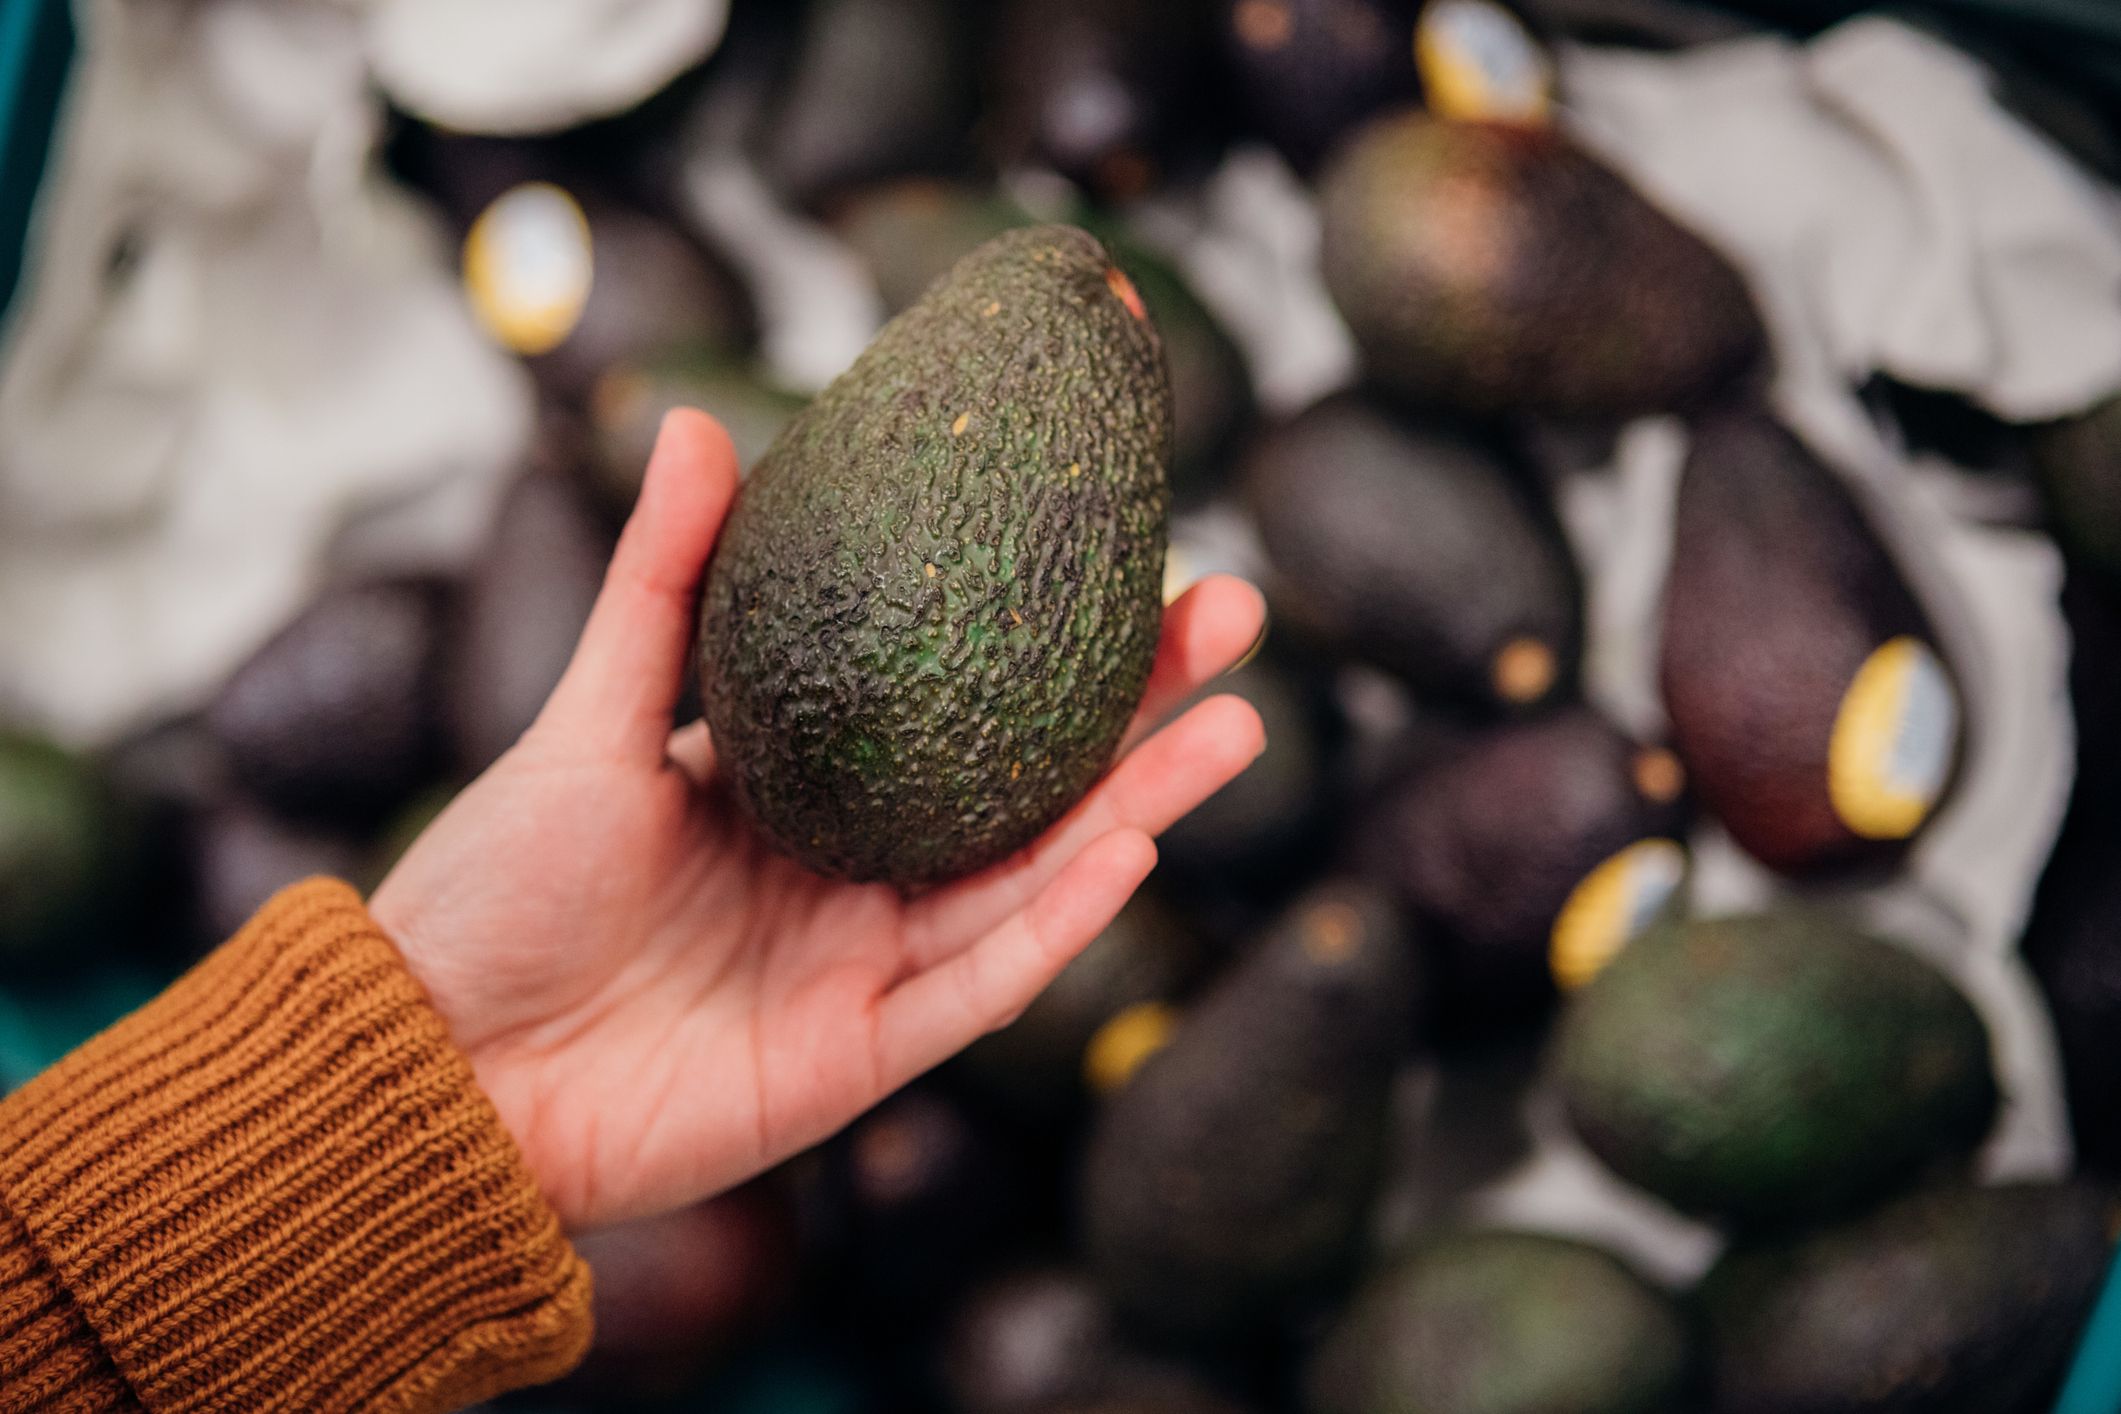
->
<box><xmin>3</xmin><ymin>0</ymin><xmax>2121</xmax><ymax>1410</ymax></box>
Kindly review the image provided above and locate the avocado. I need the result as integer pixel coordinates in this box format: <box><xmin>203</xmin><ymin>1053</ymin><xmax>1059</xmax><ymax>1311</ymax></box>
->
<box><xmin>460</xmin><ymin>183</ymin><xmax>755</xmax><ymax>400</ymax></box>
<box><xmin>756</xmin><ymin>0</ymin><xmax>984</xmax><ymax>210</ymax></box>
<box><xmin>1363</xmin><ymin>707</ymin><xmax>1689</xmax><ymax>1017</ymax></box>
<box><xmin>1701</xmin><ymin>1182</ymin><xmax>2116</xmax><ymax>1413</ymax></box>
<box><xmin>697</xmin><ymin>225</ymin><xmax>1171</xmax><ymax>886</ymax></box>
<box><xmin>2034</xmin><ymin>392</ymin><xmax>2121</xmax><ymax>583</ymax></box>
<box><xmin>207</xmin><ymin>582</ymin><xmax>444</xmax><ymax>829</ymax></box>
<box><xmin>1306</xmin><ymin>1230</ymin><xmax>1694</xmax><ymax>1414</ymax></box>
<box><xmin>956</xmin><ymin>893</ymin><xmax>1205</xmax><ymax>1115</ymax></box>
<box><xmin>1317</xmin><ymin>113</ymin><xmax>1764</xmax><ymax>417</ymax></box>
<box><xmin>1158</xmin><ymin>651</ymin><xmax>1339</xmax><ymax>904</ymax></box>
<box><xmin>941</xmin><ymin>1266</ymin><xmax>1128</xmax><ymax>1413</ymax></box>
<box><xmin>2023</xmin><ymin>808</ymin><xmax>2121</xmax><ymax>1175</ymax></box>
<box><xmin>1242</xmin><ymin>391</ymin><xmax>1580</xmax><ymax>713</ymax></box>
<box><xmin>1082</xmin><ymin>879</ymin><xmax>1417</xmax><ymax>1339</ymax></box>
<box><xmin>1220</xmin><ymin>0</ymin><xmax>1422</xmax><ymax>173</ymax></box>
<box><xmin>1661</xmin><ymin>401</ymin><xmax>1963</xmax><ymax>874</ymax></box>
<box><xmin>190</xmin><ymin>799</ymin><xmax>363</xmax><ymax>944</ymax></box>
<box><xmin>586</xmin><ymin>351</ymin><xmax>808</xmax><ymax>513</ymax></box>
<box><xmin>446</xmin><ymin>460</ymin><xmax>614</xmax><ymax>774</ymax></box>
<box><xmin>1554</xmin><ymin>912</ymin><xmax>1998</xmax><ymax>1226</ymax></box>
<box><xmin>0</xmin><ymin>734</ymin><xmax>114</xmax><ymax>971</ymax></box>
<box><xmin>832</xmin><ymin>181</ymin><xmax>1035</xmax><ymax>316</ymax></box>
<box><xmin>985</xmin><ymin>0</ymin><xmax>1230</xmax><ymax>204</ymax></box>
<box><xmin>833</xmin><ymin>185</ymin><xmax>1252</xmax><ymax>504</ymax></box>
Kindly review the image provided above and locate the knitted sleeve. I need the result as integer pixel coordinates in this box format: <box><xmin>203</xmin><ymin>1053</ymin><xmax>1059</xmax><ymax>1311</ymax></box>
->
<box><xmin>0</xmin><ymin>880</ymin><xmax>592</xmax><ymax>1413</ymax></box>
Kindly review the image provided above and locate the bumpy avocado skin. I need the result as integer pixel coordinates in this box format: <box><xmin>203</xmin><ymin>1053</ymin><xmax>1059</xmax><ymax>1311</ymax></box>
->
<box><xmin>1661</xmin><ymin>400</ymin><xmax>1959</xmax><ymax>875</ymax></box>
<box><xmin>698</xmin><ymin>226</ymin><xmax>1171</xmax><ymax>885</ymax></box>
<box><xmin>1318</xmin><ymin>113</ymin><xmax>1763</xmax><ymax>417</ymax></box>
<box><xmin>1555</xmin><ymin>912</ymin><xmax>1998</xmax><ymax>1226</ymax></box>
<box><xmin>1307</xmin><ymin>1230</ymin><xmax>1695</xmax><ymax>1414</ymax></box>
<box><xmin>1702</xmin><ymin>1183</ymin><xmax>2116</xmax><ymax>1414</ymax></box>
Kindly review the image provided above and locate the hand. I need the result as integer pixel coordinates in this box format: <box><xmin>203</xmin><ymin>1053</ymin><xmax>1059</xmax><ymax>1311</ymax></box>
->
<box><xmin>371</xmin><ymin>410</ymin><xmax>1266</xmax><ymax>1230</ymax></box>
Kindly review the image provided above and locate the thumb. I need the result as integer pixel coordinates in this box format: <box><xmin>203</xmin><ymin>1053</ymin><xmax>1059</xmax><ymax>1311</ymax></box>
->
<box><xmin>537</xmin><ymin>409</ymin><xmax>741</xmax><ymax>760</ymax></box>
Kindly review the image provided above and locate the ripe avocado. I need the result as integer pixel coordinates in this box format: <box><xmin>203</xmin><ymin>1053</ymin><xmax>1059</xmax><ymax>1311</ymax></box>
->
<box><xmin>0</xmin><ymin>734</ymin><xmax>114</xmax><ymax>971</ymax></box>
<box><xmin>1081</xmin><ymin>880</ymin><xmax>1417</xmax><ymax>1339</ymax></box>
<box><xmin>2034</xmin><ymin>392</ymin><xmax>2121</xmax><ymax>583</ymax></box>
<box><xmin>1701</xmin><ymin>1183</ymin><xmax>2116</xmax><ymax>1413</ymax></box>
<box><xmin>1242</xmin><ymin>391</ymin><xmax>1580</xmax><ymax>713</ymax></box>
<box><xmin>207</xmin><ymin>582</ymin><xmax>444</xmax><ymax>828</ymax></box>
<box><xmin>1317</xmin><ymin>113</ymin><xmax>1764</xmax><ymax>417</ymax></box>
<box><xmin>756</xmin><ymin>0</ymin><xmax>984</xmax><ymax>210</ymax></box>
<box><xmin>1220</xmin><ymin>0</ymin><xmax>1422</xmax><ymax>173</ymax></box>
<box><xmin>1362</xmin><ymin>707</ymin><xmax>1689</xmax><ymax>1017</ymax></box>
<box><xmin>955</xmin><ymin>893</ymin><xmax>1205</xmax><ymax>1115</ymax></box>
<box><xmin>985</xmin><ymin>0</ymin><xmax>1230</xmax><ymax>204</ymax></box>
<box><xmin>445</xmin><ymin>461</ymin><xmax>614</xmax><ymax>774</ymax></box>
<box><xmin>697</xmin><ymin>225</ymin><xmax>1171</xmax><ymax>885</ymax></box>
<box><xmin>1554</xmin><ymin>912</ymin><xmax>1998</xmax><ymax>1225</ymax></box>
<box><xmin>1306</xmin><ymin>1230</ymin><xmax>1695</xmax><ymax>1414</ymax></box>
<box><xmin>833</xmin><ymin>184</ymin><xmax>1252</xmax><ymax>504</ymax></box>
<box><xmin>1661</xmin><ymin>401</ymin><xmax>1963</xmax><ymax>874</ymax></box>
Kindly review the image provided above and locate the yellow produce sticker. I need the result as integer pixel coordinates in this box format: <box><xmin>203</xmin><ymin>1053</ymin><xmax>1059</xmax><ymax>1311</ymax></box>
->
<box><xmin>1416</xmin><ymin>0</ymin><xmax>1553</xmax><ymax>125</ymax></box>
<box><xmin>1828</xmin><ymin>636</ymin><xmax>1958</xmax><ymax>840</ymax></box>
<box><xmin>1084</xmin><ymin>1002</ymin><xmax>1179</xmax><ymax>1096</ymax></box>
<box><xmin>1550</xmin><ymin>838</ymin><xmax>1686</xmax><ymax>991</ymax></box>
<box><xmin>462</xmin><ymin>182</ymin><xmax>594</xmax><ymax>356</ymax></box>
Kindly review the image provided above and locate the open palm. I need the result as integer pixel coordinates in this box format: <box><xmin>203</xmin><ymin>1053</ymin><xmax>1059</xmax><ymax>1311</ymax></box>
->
<box><xmin>371</xmin><ymin>411</ymin><xmax>1265</xmax><ymax>1231</ymax></box>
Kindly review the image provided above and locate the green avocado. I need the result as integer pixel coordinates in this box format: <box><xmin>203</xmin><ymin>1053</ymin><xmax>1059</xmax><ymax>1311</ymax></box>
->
<box><xmin>1081</xmin><ymin>880</ymin><xmax>1417</xmax><ymax>1339</ymax></box>
<box><xmin>955</xmin><ymin>893</ymin><xmax>1204</xmax><ymax>1114</ymax></box>
<box><xmin>1661</xmin><ymin>400</ymin><xmax>1963</xmax><ymax>875</ymax></box>
<box><xmin>1306</xmin><ymin>1230</ymin><xmax>1695</xmax><ymax>1414</ymax></box>
<box><xmin>1554</xmin><ymin>912</ymin><xmax>1998</xmax><ymax>1226</ymax></box>
<box><xmin>1242</xmin><ymin>391</ymin><xmax>1580</xmax><ymax>712</ymax></box>
<box><xmin>1701</xmin><ymin>1183</ymin><xmax>2116</xmax><ymax>1413</ymax></box>
<box><xmin>1362</xmin><ymin>707</ymin><xmax>1689</xmax><ymax>1018</ymax></box>
<box><xmin>586</xmin><ymin>351</ymin><xmax>808</xmax><ymax>513</ymax></box>
<box><xmin>697</xmin><ymin>225</ymin><xmax>1171</xmax><ymax>885</ymax></box>
<box><xmin>1317</xmin><ymin>113</ymin><xmax>1764</xmax><ymax>417</ymax></box>
<box><xmin>831</xmin><ymin>181</ymin><xmax>1034</xmax><ymax>317</ymax></box>
<box><xmin>0</xmin><ymin>734</ymin><xmax>113</xmax><ymax>971</ymax></box>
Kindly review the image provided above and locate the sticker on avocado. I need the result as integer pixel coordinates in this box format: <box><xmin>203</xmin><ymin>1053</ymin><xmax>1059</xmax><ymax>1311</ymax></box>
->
<box><xmin>1550</xmin><ymin>838</ymin><xmax>1685</xmax><ymax>991</ymax></box>
<box><xmin>462</xmin><ymin>182</ymin><xmax>594</xmax><ymax>356</ymax></box>
<box><xmin>1415</xmin><ymin>0</ymin><xmax>1552</xmax><ymax>125</ymax></box>
<box><xmin>1828</xmin><ymin>637</ymin><xmax>1958</xmax><ymax>841</ymax></box>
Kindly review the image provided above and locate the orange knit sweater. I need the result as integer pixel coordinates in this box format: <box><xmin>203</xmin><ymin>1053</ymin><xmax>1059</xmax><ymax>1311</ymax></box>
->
<box><xmin>0</xmin><ymin>881</ymin><xmax>593</xmax><ymax>1413</ymax></box>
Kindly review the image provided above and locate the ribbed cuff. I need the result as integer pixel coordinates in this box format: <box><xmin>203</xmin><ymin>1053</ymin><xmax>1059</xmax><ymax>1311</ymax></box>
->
<box><xmin>0</xmin><ymin>880</ymin><xmax>592</xmax><ymax>1414</ymax></box>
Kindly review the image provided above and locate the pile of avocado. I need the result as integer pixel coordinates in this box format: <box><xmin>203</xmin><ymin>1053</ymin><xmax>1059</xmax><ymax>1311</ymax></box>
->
<box><xmin>8</xmin><ymin>0</ymin><xmax>2121</xmax><ymax>1411</ymax></box>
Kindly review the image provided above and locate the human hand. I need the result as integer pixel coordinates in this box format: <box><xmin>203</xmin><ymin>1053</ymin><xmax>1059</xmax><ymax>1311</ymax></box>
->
<box><xmin>371</xmin><ymin>410</ymin><xmax>1266</xmax><ymax>1230</ymax></box>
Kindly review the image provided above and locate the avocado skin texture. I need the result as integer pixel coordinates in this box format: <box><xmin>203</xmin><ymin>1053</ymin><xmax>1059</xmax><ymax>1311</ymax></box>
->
<box><xmin>956</xmin><ymin>893</ymin><xmax>1204</xmax><ymax>1114</ymax></box>
<box><xmin>1307</xmin><ymin>1230</ymin><xmax>1695</xmax><ymax>1414</ymax></box>
<box><xmin>1363</xmin><ymin>708</ymin><xmax>1687</xmax><ymax>1015</ymax></box>
<box><xmin>207</xmin><ymin>581</ymin><xmax>444</xmax><ymax>829</ymax></box>
<box><xmin>1701</xmin><ymin>1183</ymin><xmax>2115</xmax><ymax>1414</ymax></box>
<box><xmin>1661</xmin><ymin>400</ymin><xmax>1959</xmax><ymax>874</ymax></box>
<box><xmin>1082</xmin><ymin>879</ymin><xmax>1417</xmax><ymax>1339</ymax></box>
<box><xmin>1243</xmin><ymin>391</ymin><xmax>1580</xmax><ymax>712</ymax></box>
<box><xmin>1318</xmin><ymin>114</ymin><xmax>1764</xmax><ymax>417</ymax></box>
<box><xmin>1221</xmin><ymin>0</ymin><xmax>1421</xmax><ymax>174</ymax></box>
<box><xmin>698</xmin><ymin>225</ymin><xmax>1170</xmax><ymax>885</ymax></box>
<box><xmin>0</xmin><ymin>735</ymin><xmax>113</xmax><ymax>970</ymax></box>
<box><xmin>1555</xmin><ymin>912</ymin><xmax>1997</xmax><ymax>1226</ymax></box>
<box><xmin>834</xmin><ymin>183</ymin><xmax>1252</xmax><ymax>504</ymax></box>
<box><xmin>2034</xmin><ymin>393</ymin><xmax>2121</xmax><ymax>582</ymax></box>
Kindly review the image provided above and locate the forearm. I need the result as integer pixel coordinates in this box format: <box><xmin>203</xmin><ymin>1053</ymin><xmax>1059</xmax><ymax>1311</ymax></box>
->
<box><xmin>0</xmin><ymin>881</ymin><xmax>591</xmax><ymax>1414</ymax></box>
